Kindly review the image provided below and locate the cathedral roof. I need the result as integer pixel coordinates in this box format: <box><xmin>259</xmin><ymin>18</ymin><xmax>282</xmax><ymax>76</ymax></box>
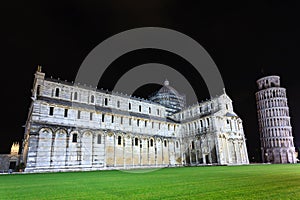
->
<box><xmin>225</xmin><ymin>112</ymin><xmax>237</xmax><ymax>117</ymax></box>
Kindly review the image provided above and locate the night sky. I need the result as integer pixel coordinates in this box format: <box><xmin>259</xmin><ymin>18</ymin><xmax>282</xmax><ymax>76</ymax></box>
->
<box><xmin>1</xmin><ymin>1</ymin><xmax>300</xmax><ymax>162</ymax></box>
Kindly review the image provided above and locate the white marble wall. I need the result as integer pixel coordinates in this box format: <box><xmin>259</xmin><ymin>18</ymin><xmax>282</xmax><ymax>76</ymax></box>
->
<box><xmin>256</xmin><ymin>76</ymin><xmax>296</xmax><ymax>164</ymax></box>
<box><xmin>22</xmin><ymin>70</ymin><xmax>249</xmax><ymax>172</ymax></box>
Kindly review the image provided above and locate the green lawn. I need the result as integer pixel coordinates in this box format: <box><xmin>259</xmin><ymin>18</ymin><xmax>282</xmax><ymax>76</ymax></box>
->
<box><xmin>1</xmin><ymin>164</ymin><xmax>300</xmax><ymax>200</ymax></box>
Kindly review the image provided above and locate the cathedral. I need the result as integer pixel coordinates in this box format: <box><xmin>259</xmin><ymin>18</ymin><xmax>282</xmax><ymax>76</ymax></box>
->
<box><xmin>21</xmin><ymin>67</ymin><xmax>249</xmax><ymax>172</ymax></box>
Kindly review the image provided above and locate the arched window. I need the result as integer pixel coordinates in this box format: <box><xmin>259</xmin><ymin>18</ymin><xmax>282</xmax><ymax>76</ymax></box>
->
<box><xmin>149</xmin><ymin>107</ymin><xmax>151</xmax><ymax>114</ymax></box>
<box><xmin>90</xmin><ymin>95</ymin><xmax>95</xmax><ymax>103</ymax></box>
<box><xmin>139</xmin><ymin>105</ymin><xmax>141</xmax><ymax>112</ymax></box>
<box><xmin>129</xmin><ymin>103</ymin><xmax>131</xmax><ymax>110</ymax></box>
<box><xmin>150</xmin><ymin>139</ymin><xmax>154</xmax><ymax>147</ymax></box>
<box><xmin>135</xmin><ymin>138</ymin><xmax>139</xmax><ymax>146</ymax></box>
<box><xmin>49</xmin><ymin>107</ymin><xmax>54</xmax><ymax>116</ymax></box>
<box><xmin>104</xmin><ymin>98</ymin><xmax>108</xmax><ymax>106</ymax></box>
<box><xmin>64</xmin><ymin>109</ymin><xmax>68</xmax><ymax>117</ymax></box>
<box><xmin>72</xmin><ymin>134</ymin><xmax>78</xmax><ymax>143</ymax></box>
<box><xmin>55</xmin><ymin>88</ymin><xmax>60</xmax><ymax>97</ymax></box>
<box><xmin>102</xmin><ymin>114</ymin><xmax>105</xmax><ymax>122</ymax></box>
<box><xmin>164</xmin><ymin>140</ymin><xmax>167</xmax><ymax>147</ymax></box>
<box><xmin>191</xmin><ymin>141</ymin><xmax>195</xmax><ymax>149</ymax></box>
<box><xmin>117</xmin><ymin>101</ymin><xmax>120</xmax><ymax>108</ymax></box>
<box><xmin>176</xmin><ymin>141</ymin><xmax>179</xmax><ymax>148</ymax></box>
<box><xmin>137</xmin><ymin>119</ymin><xmax>140</xmax><ymax>126</ymax></box>
<box><xmin>74</xmin><ymin>92</ymin><xmax>78</xmax><ymax>100</ymax></box>
<box><xmin>36</xmin><ymin>85</ymin><xmax>41</xmax><ymax>96</ymax></box>
<box><xmin>117</xmin><ymin>136</ymin><xmax>122</xmax><ymax>145</ymax></box>
<box><xmin>97</xmin><ymin>134</ymin><xmax>101</xmax><ymax>144</ymax></box>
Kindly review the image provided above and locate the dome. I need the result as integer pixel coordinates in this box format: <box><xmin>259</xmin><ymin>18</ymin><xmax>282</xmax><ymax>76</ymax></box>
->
<box><xmin>149</xmin><ymin>80</ymin><xmax>186</xmax><ymax>116</ymax></box>
<box><xmin>157</xmin><ymin>80</ymin><xmax>181</xmax><ymax>97</ymax></box>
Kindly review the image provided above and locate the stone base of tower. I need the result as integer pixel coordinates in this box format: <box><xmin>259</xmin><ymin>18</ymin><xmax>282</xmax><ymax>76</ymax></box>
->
<box><xmin>261</xmin><ymin>147</ymin><xmax>297</xmax><ymax>164</ymax></box>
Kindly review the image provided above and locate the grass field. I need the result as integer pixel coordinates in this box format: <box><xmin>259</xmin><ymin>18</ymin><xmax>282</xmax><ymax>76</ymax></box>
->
<box><xmin>1</xmin><ymin>164</ymin><xmax>300</xmax><ymax>200</ymax></box>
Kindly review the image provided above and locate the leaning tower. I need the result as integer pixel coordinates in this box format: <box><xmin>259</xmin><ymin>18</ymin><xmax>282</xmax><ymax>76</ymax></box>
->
<box><xmin>256</xmin><ymin>75</ymin><xmax>296</xmax><ymax>163</ymax></box>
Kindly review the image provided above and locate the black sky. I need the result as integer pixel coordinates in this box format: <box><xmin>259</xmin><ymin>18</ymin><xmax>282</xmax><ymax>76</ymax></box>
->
<box><xmin>1</xmin><ymin>1</ymin><xmax>300</xmax><ymax>162</ymax></box>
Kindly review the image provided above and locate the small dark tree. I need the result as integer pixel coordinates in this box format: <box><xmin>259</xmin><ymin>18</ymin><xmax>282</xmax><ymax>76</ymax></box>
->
<box><xmin>16</xmin><ymin>162</ymin><xmax>26</xmax><ymax>172</ymax></box>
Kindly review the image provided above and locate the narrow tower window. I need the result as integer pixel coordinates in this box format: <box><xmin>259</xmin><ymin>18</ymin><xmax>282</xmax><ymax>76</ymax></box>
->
<box><xmin>118</xmin><ymin>136</ymin><xmax>122</xmax><ymax>145</ymax></box>
<box><xmin>90</xmin><ymin>95</ymin><xmax>95</xmax><ymax>103</ymax></box>
<box><xmin>64</xmin><ymin>109</ymin><xmax>68</xmax><ymax>117</ymax></box>
<box><xmin>97</xmin><ymin>134</ymin><xmax>101</xmax><ymax>144</ymax></box>
<box><xmin>55</xmin><ymin>88</ymin><xmax>59</xmax><ymax>97</ymax></box>
<box><xmin>74</xmin><ymin>92</ymin><xmax>78</xmax><ymax>100</ymax></box>
<box><xmin>36</xmin><ymin>85</ymin><xmax>41</xmax><ymax>96</ymax></box>
<box><xmin>72</xmin><ymin>134</ymin><xmax>78</xmax><ymax>143</ymax></box>
<box><xmin>49</xmin><ymin>107</ymin><xmax>54</xmax><ymax>116</ymax></box>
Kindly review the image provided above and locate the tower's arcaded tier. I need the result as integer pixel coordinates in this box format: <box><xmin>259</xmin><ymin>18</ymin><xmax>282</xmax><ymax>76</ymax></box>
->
<box><xmin>255</xmin><ymin>75</ymin><xmax>296</xmax><ymax>163</ymax></box>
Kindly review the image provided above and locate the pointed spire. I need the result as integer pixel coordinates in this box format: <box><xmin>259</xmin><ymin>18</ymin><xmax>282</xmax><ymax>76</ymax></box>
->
<box><xmin>35</xmin><ymin>65</ymin><xmax>45</xmax><ymax>80</ymax></box>
<box><xmin>223</xmin><ymin>88</ymin><xmax>226</xmax><ymax>94</ymax></box>
<box><xmin>37</xmin><ymin>65</ymin><xmax>42</xmax><ymax>72</ymax></box>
